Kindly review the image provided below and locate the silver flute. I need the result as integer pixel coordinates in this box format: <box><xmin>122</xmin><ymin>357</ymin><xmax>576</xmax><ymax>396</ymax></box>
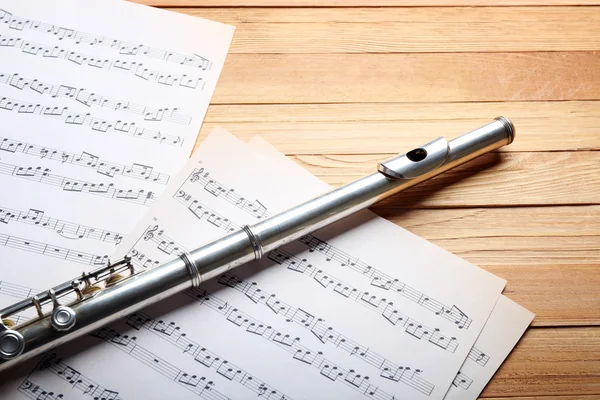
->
<box><xmin>0</xmin><ymin>117</ymin><xmax>515</xmax><ymax>371</ymax></box>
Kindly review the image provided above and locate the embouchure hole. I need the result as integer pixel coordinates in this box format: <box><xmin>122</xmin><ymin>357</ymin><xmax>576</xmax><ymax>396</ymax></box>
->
<box><xmin>406</xmin><ymin>148</ymin><xmax>427</xmax><ymax>162</ymax></box>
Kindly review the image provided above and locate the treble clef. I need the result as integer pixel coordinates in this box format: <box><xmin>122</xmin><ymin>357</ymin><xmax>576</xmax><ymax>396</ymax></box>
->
<box><xmin>143</xmin><ymin>225</ymin><xmax>159</xmax><ymax>241</ymax></box>
<box><xmin>38</xmin><ymin>352</ymin><xmax>58</xmax><ymax>371</ymax></box>
<box><xmin>190</xmin><ymin>168</ymin><xmax>203</xmax><ymax>183</ymax></box>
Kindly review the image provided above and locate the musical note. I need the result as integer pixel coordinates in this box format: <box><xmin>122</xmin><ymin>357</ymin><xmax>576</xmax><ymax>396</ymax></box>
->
<box><xmin>186</xmin><ymin>168</ymin><xmax>270</xmax><ymax>219</ymax></box>
<box><xmin>184</xmin><ymin>287</ymin><xmax>435</xmax><ymax>397</ymax></box>
<box><xmin>185</xmin><ymin>165</ymin><xmax>473</xmax><ymax>329</ymax></box>
<box><xmin>214</xmin><ymin>271</ymin><xmax>447</xmax><ymax>388</ymax></box>
<box><xmin>173</xmin><ymin>189</ymin><xmax>238</xmax><ymax>233</ymax></box>
<box><xmin>0</xmin><ymin>34</ymin><xmax>205</xmax><ymax>90</ymax></box>
<box><xmin>265</xmin><ymin>248</ymin><xmax>460</xmax><ymax>353</ymax></box>
<box><xmin>17</xmin><ymin>380</ymin><xmax>64</xmax><ymax>400</ymax></box>
<box><xmin>0</xmin><ymin>160</ymin><xmax>155</xmax><ymax>206</ymax></box>
<box><xmin>90</xmin><ymin>327</ymin><xmax>230</xmax><ymax>400</ymax></box>
<box><xmin>0</xmin><ymin>10</ymin><xmax>212</xmax><ymax>69</ymax></box>
<box><xmin>147</xmin><ymin>201</ymin><xmax>457</xmax><ymax>356</ymax></box>
<box><xmin>467</xmin><ymin>346</ymin><xmax>490</xmax><ymax>367</ymax></box>
<box><xmin>451</xmin><ymin>371</ymin><xmax>473</xmax><ymax>390</ymax></box>
<box><xmin>127</xmin><ymin>217</ymin><xmax>434</xmax><ymax>399</ymax></box>
<box><xmin>0</xmin><ymin>73</ymin><xmax>192</xmax><ymax>125</ymax></box>
<box><xmin>0</xmin><ymin>205</ymin><xmax>124</xmax><ymax>245</ymax></box>
<box><xmin>32</xmin><ymin>353</ymin><xmax>125</xmax><ymax>399</ymax></box>
<box><xmin>0</xmin><ymin>96</ymin><xmax>184</xmax><ymax>146</ymax></box>
<box><xmin>299</xmin><ymin>234</ymin><xmax>472</xmax><ymax>328</ymax></box>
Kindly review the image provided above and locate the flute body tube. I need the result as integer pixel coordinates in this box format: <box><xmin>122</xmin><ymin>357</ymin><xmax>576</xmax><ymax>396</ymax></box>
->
<box><xmin>0</xmin><ymin>117</ymin><xmax>515</xmax><ymax>372</ymax></box>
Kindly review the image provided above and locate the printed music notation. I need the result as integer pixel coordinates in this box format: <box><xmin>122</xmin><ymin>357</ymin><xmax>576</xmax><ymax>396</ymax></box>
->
<box><xmin>0</xmin><ymin>136</ymin><xmax>170</xmax><ymax>184</ymax></box>
<box><xmin>173</xmin><ymin>189</ymin><xmax>239</xmax><ymax>233</ymax></box>
<box><xmin>188</xmin><ymin>168</ymin><xmax>268</xmax><ymax>219</ymax></box>
<box><xmin>467</xmin><ymin>347</ymin><xmax>490</xmax><ymax>367</ymax></box>
<box><xmin>267</xmin><ymin>248</ymin><xmax>459</xmax><ymax>353</ymax></box>
<box><xmin>187</xmin><ymin>286</ymin><xmax>435</xmax><ymax>398</ymax></box>
<box><xmin>0</xmin><ymin>232</ymin><xmax>108</xmax><ymax>266</ymax></box>
<box><xmin>18</xmin><ymin>380</ymin><xmax>64</xmax><ymax>400</ymax></box>
<box><xmin>0</xmin><ymin>159</ymin><xmax>156</xmax><ymax>206</ymax></box>
<box><xmin>298</xmin><ymin>234</ymin><xmax>472</xmax><ymax>330</ymax></box>
<box><xmin>126</xmin><ymin>311</ymin><xmax>292</xmax><ymax>400</ymax></box>
<box><xmin>0</xmin><ymin>34</ymin><xmax>205</xmax><ymax>90</ymax></box>
<box><xmin>452</xmin><ymin>372</ymin><xmax>472</xmax><ymax>390</ymax></box>
<box><xmin>90</xmin><ymin>327</ymin><xmax>230</xmax><ymax>400</ymax></box>
<box><xmin>0</xmin><ymin>73</ymin><xmax>193</xmax><ymax>125</ymax></box>
<box><xmin>187</xmin><ymin>165</ymin><xmax>472</xmax><ymax>329</ymax></box>
<box><xmin>217</xmin><ymin>273</ymin><xmax>435</xmax><ymax>385</ymax></box>
<box><xmin>0</xmin><ymin>9</ymin><xmax>213</xmax><ymax>70</ymax></box>
<box><xmin>141</xmin><ymin>225</ymin><xmax>185</xmax><ymax>257</ymax></box>
<box><xmin>0</xmin><ymin>205</ymin><xmax>124</xmax><ymax>245</ymax></box>
<box><xmin>167</xmin><ymin>193</ymin><xmax>459</xmax><ymax>353</ymax></box>
<box><xmin>0</xmin><ymin>96</ymin><xmax>184</xmax><ymax>147</ymax></box>
<box><xmin>127</xmin><ymin>248</ymin><xmax>160</xmax><ymax>271</ymax></box>
<box><xmin>132</xmin><ymin>224</ymin><xmax>436</xmax><ymax>388</ymax></box>
<box><xmin>36</xmin><ymin>353</ymin><xmax>124</xmax><ymax>400</ymax></box>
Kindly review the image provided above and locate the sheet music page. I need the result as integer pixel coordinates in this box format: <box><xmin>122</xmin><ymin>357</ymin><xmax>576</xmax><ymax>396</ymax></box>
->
<box><xmin>0</xmin><ymin>127</ymin><xmax>503</xmax><ymax>400</ymax></box>
<box><xmin>247</xmin><ymin>137</ymin><xmax>535</xmax><ymax>400</ymax></box>
<box><xmin>0</xmin><ymin>0</ymin><xmax>233</xmax><ymax>395</ymax></box>
<box><xmin>0</xmin><ymin>0</ymin><xmax>233</xmax><ymax>315</ymax></box>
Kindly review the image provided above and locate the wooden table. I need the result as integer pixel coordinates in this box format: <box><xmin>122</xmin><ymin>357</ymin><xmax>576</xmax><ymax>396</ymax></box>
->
<box><xmin>138</xmin><ymin>0</ymin><xmax>600</xmax><ymax>397</ymax></box>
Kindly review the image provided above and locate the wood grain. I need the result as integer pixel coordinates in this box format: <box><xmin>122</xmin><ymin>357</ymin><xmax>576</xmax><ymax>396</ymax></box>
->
<box><xmin>135</xmin><ymin>0</ymin><xmax>600</xmax><ymax>7</ymax></box>
<box><xmin>141</xmin><ymin>1</ymin><xmax>600</xmax><ymax>397</ymax></box>
<box><xmin>199</xmin><ymin>101</ymin><xmax>600</xmax><ymax>153</ymax></box>
<box><xmin>214</xmin><ymin>53</ymin><xmax>600</xmax><ymax>104</ymax></box>
<box><xmin>167</xmin><ymin>7</ymin><xmax>600</xmax><ymax>54</ymax></box>
<box><xmin>377</xmin><ymin>206</ymin><xmax>600</xmax><ymax>326</ymax></box>
<box><xmin>258</xmin><ymin>152</ymin><xmax>600</xmax><ymax>207</ymax></box>
<box><xmin>481</xmin><ymin>327</ymin><xmax>600</xmax><ymax>397</ymax></box>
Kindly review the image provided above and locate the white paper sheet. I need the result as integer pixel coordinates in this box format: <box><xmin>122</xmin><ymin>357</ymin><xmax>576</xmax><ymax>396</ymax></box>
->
<box><xmin>247</xmin><ymin>136</ymin><xmax>535</xmax><ymax>400</ymax></box>
<box><xmin>0</xmin><ymin>0</ymin><xmax>233</xmax><ymax>309</ymax></box>
<box><xmin>0</xmin><ymin>0</ymin><xmax>233</xmax><ymax>396</ymax></box>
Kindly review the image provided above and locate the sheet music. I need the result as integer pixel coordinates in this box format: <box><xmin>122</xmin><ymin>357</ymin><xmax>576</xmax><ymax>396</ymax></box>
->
<box><xmin>247</xmin><ymin>136</ymin><xmax>535</xmax><ymax>399</ymax></box>
<box><xmin>0</xmin><ymin>0</ymin><xmax>234</xmax><ymax>393</ymax></box>
<box><xmin>0</xmin><ymin>126</ymin><xmax>507</xmax><ymax>399</ymax></box>
<box><xmin>444</xmin><ymin>295</ymin><xmax>534</xmax><ymax>399</ymax></box>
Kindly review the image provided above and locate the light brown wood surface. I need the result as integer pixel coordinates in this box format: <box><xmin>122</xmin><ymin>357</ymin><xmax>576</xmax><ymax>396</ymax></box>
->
<box><xmin>139</xmin><ymin>1</ymin><xmax>599</xmax><ymax>398</ymax></box>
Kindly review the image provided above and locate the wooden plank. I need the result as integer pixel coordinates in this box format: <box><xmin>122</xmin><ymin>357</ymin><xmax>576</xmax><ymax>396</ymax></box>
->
<box><xmin>222</xmin><ymin>151</ymin><xmax>599</xmax><ymax>207</ymax></box>
<box><xmin>213</xmin><ymin>53</ymin><xmax>600</xmax><ymax>104</ymax></box>
<box><xmin>199</xmin><ymin>101</ymin><xmax>600</xmax><ymax>153</ymax></box>
<box><xmin>481</xmin><ymin>327</ymin><xmax>600</xmax><ymax>397</ymax></box>
<box><xmin>376</xmin><ymin>206</ymin><xmax>600</xmax><ymax>326</ymax></box>
<box><xmin>487</xmin><ymin>397</ymin><xmax>600</xmax><ymax>400</ymax></box>
<box><xmin>135</xmin><ymin>0</ymin><xmax>600</xmax><ymax>7</ymax></box>
<box><xmin>165</xmin><ymin>7</ymin><xmax>600</xmax><ymax>54</ymax></box>
<box><xmin>171</xmin><ymin>7</ymin><xmax>600</xmax><ymax>24</ymax></box>
<box><xmin>487</xmin><ymin>398</ymin><xmax>600</xmax><ymax>400</ymax></box>
<box><xmin>376</xmin><ymin>206</ymin><xmax>600</xmax><ymax>241</ymax></box>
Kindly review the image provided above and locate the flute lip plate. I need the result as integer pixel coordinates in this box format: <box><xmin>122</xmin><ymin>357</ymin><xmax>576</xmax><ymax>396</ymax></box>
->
<box><xmin>378</xmin><ymin>136</ymin><xmax>450</xmax><ymax>180</ymax></box>
<box><xmin>494</xmin><ymin>116</ymin><xmax>516</xmax><ymax>144</ymax></box>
